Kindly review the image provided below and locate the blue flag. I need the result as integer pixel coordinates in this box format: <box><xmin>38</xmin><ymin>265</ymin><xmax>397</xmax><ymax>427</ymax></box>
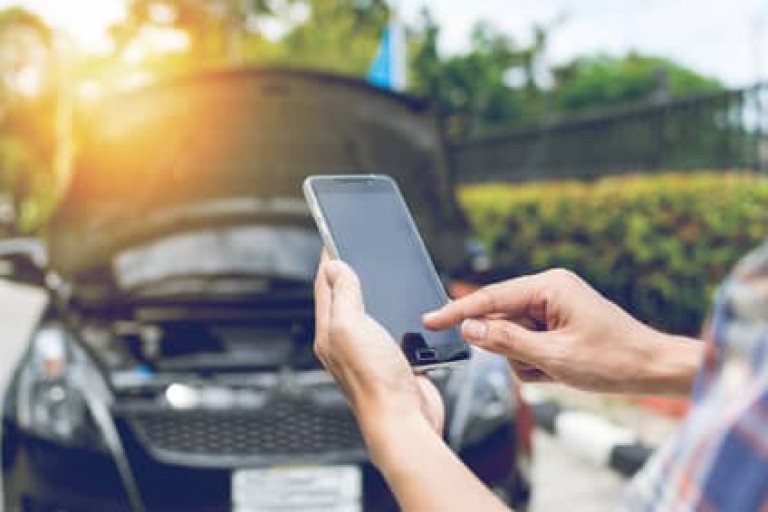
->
<box><xmin>368</xmin><ymin>18</ymin><xmax>406</xmax><ymax>91</ymax></box>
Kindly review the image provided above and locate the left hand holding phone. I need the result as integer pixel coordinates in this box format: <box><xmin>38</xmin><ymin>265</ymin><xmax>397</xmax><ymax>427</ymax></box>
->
<box><xmin>314</xmin><ymin>253</ymin><xmax>511</xmax><ymax>512</ymax></box>
<box><xmin>313</xmin><ymin>253</ymin><xmax>444</xmax><ymax>456</ymax></box>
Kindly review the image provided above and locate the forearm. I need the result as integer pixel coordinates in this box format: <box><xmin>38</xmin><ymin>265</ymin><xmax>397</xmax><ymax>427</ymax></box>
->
<box><xmin>362</xmin><ymin>413</ymin><xmax>511</xmax><ymax>512</ymax></box>
<box><xmin>634</xmin><ymin>331</ymin><xmax>704</xmax><ymax>396</ymax></box>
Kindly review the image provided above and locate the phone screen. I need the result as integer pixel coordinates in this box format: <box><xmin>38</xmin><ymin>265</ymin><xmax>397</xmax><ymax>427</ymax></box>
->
<box><xmin>309</xmin><ymin>176</ymin><xmax>470</xmax><ymax>367</ymax></box>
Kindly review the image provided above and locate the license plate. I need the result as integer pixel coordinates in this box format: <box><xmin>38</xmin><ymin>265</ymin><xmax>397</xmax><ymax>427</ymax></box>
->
<box><xmin>232</xmin><ymin>465</ymin><xmax>362</xmax><ymax>512</ymax></box>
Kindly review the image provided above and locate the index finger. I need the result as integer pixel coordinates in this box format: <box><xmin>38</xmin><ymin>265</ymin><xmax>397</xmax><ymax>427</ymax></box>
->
<box><xmin>423</xmin><ymin>275</ymin><xmax>543</xmax><ymax>330</ymax></box>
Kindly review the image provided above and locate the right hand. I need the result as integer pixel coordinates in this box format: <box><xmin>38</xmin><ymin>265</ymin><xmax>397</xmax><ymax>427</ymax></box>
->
<box><xmin>424</xmin><ymin>269</ymin><xmax>702</xmax><ymax>395</ymax></box>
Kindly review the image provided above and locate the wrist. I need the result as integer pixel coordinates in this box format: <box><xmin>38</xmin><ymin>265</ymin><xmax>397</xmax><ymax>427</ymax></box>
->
<box><xmin>358</xmin><ymin>407</ymin><xmax>438</xmax><ymax>473</ymax></box>
<box><xmin>640</xmin><ymin>331</ymin><xmax>704</xmax><ymax>396</ymax></box>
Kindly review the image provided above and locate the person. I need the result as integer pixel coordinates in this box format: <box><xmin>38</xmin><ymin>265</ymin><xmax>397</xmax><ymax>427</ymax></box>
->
<box><xmin>313</xmin><ymin>242</ymin><xmax>768</xmax><ymax>511</ymax></box>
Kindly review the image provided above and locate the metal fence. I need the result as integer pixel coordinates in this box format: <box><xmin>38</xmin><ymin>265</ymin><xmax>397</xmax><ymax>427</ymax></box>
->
<box><xmin>450</xmin><ymin>83</ymin><xmax>768</xmax><ymax>184</ymax></box>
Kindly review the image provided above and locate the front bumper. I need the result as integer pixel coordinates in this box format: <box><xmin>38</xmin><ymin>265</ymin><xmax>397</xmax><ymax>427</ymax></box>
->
<box><xmin>3</xmin><ymin>420</ymin><xmax>395</xmax><ymax>512</ymax></box>
<box><xmin>3</xmin><ymin>420</ymin><xmax>527</xmax><ymax>512</ymax></box>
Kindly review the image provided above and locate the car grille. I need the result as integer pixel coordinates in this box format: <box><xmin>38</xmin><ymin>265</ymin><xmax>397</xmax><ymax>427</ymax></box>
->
<box><xmin>120</xmin><ymin>397</ymin><xmax>366</xmax><ymax>467</ymax></box>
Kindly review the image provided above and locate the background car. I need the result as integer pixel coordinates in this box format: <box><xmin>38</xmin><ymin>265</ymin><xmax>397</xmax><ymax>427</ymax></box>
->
<box><xmin>0</xmin><ymin>67</ymin><xmax>532</xmax><ymax>512</ymax></box>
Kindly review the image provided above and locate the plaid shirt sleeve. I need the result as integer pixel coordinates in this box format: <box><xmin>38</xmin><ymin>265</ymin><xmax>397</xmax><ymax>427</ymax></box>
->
<box><xmin>622</xmin><ymin>241</ymin><xmax>768</xmax><ymax>512</ymax></box>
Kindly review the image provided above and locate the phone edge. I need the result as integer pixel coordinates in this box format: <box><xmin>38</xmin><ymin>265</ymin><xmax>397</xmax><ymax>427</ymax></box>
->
<box><xmin>302</xmin><ymin>176</ymin><xmax>341</xmax><ymax>260</ymax></box>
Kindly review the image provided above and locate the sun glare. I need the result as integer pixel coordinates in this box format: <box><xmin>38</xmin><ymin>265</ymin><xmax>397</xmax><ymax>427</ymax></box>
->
<box><xmin>14</xmin><ymin>0</ymin><xmax>126</xmax><ymax>54</ymax></box>
<box><xmin>14</xmin><ymin>66</ymin><xmax>43</xmax><ymax>96</ymax></box>
<box><xmin>122</xmin><ymin>27</ymin><xmax>190</xmax><ymax>65</ymax></box>
<box><xmin>8</xmin><ymin>0</ymin><xmax>192</xmax><ymax>100</ymax></box>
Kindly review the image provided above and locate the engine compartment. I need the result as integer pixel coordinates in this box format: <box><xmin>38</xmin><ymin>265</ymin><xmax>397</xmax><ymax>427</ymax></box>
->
<box><xmin>81</xmin><ymin>312</ymin><xmax>320</xmax><ymax>376</ymax></box>
<box><xmin>67</xmin><ymin>289</ymin><xmax>445</xmax><ymax>415</ymax></box>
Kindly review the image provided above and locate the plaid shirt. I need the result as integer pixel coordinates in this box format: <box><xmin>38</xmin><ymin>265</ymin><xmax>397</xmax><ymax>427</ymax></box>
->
<box><xmin>623</xmin><ymin>241</ymin><xmax>768</xmax><ymax>511</ymax></box>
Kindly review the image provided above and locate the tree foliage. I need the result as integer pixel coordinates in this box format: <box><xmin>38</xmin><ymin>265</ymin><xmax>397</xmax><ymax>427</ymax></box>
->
<box><xmin>0</xmin><ymin>7</ymin><xmax>55</xmax><ymax>233</ymax></box>
<box><xmin>243</xmin><ymin>0</ymin><xmax>389</xmax><ymax>75</ymax></box>
<box><xmin>113</xmin><ymin>0</ymin><xmax>273</xmax><ymax>63</ymax></box>
<box><xmin>106</xmin><ymin>3</ymin><xmax>724</xmax><ymax>135</ymax></box>
<box><xmin>552</xmin><ymin>54</ymin><xmax>722</xmax><ymax>115</ymax></box>
<box><xmin>111</xmin><ymin>0</ymin><xmax>388</xmax><ymax>75</ymax></box>
<box><xmin>409</xmin><ymin>11</ymin><xmax>547</xmax><ymax>138</ymax></box>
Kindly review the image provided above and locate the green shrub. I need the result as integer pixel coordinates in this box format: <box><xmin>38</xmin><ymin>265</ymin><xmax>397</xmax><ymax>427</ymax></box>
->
<box><xmin>459</xmin><ymin>172</ymin><xmax>768</xmax><ymax>335</ymax></box>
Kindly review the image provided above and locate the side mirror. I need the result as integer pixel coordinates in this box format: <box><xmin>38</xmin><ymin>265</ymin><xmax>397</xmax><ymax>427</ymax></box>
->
<box><xmin>0</xmin><ymin>238</ymin><xmax>48</xmax><ymax>288</ymax></box>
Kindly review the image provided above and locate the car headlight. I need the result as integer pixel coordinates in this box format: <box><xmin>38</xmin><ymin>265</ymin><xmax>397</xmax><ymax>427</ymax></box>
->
<box><xmin>16</xmin><ymin>325</ymin><xmax>109</xmax><ymax>450</ymax></box>
<box><xmin>447</xmin><ymin>348</ymin><xmax>514</xmax><ymax>449</ymax></box>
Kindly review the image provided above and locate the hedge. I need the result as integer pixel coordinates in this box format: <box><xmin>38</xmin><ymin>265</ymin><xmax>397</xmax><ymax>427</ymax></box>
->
<box><xmin>458</xmin><ymin>172</ymin><xmax>768</xmax><ymax>335</ymax></box>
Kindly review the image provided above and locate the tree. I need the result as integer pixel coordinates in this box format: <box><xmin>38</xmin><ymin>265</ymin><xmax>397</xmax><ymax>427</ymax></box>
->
<box><xmin>109</xmin><ymin>0</ymin><xmax>388</xmax><ymax>76</ymax></box>
<box><xmin>408</xmin><ymin>11</ymin><xmax>549</xmax><ymax>138</ymax></box>
<box><xmin>112</xmin><ymin>0</ymin><xmax>275</xmax><ymax>64</ymax></box>
<box><xmin>551</xmin><ymin>53</ymin><xmax>722</xmax><ymax>115</ymax></box>
<box><xmin>0</xmin><ymin>8</ymin><xmax>55</xmax><ymax>144</ymax></box>
<box><xmin>245</xmin><ymin>0</ymin><xmax>389</xmax><ymax>76</ymax></box>
<box><xmin>0</xmin><ymin>7</ymin><xmax>57</xmax><ymax>232</ymax></box>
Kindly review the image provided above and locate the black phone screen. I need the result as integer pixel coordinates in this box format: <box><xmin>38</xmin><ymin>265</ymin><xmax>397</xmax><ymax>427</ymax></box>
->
<box><xmin>311</xmin><ymin>176</ymin><xmax>470</xmax><ymax>366</ymax></box>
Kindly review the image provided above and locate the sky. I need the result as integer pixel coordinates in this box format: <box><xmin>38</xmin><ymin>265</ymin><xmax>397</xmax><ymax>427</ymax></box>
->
<box><xmin>3</xmin><ymin>0</ymin><xmax>768</xmax><ymax>87</ymax></box>
<box><xmin>2</xmin><ymin>0</ymin><xmax>125</xmax><ymax>53</ymax></box>
<box><xmin>401</xmin><ymin>0</ymin><xmax>768</xmax><ymax>87</ymax></box>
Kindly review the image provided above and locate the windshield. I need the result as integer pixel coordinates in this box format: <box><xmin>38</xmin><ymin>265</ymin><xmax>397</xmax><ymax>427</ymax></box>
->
<box><xmin>113</xmin><ymin>226</ymin><xmax>322</xmax><ymax>291</ymax></box>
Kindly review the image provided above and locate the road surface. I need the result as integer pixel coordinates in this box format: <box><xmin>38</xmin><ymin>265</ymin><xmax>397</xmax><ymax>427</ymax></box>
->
<box><xmin>531</xmin><ymin>430</ymin><xmax>627</xmax><ymax>512</ymax></box>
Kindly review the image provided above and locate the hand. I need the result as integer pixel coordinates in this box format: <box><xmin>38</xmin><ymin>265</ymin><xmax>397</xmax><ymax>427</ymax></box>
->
<box><xmin>313</xmin><ymin>255</ymin><xmax>444</xmax><ymax>455</ymax></box>
<box><xmin>424</xmin><ymin>269</ymin><xmax>703</xmax><ymax>395</ymax></box>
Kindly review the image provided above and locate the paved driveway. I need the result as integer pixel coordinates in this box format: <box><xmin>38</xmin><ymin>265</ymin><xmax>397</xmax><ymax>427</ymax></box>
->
<box><xmin>531</xmin><ymin>430</ymin><xmax>626</xmax><ymax>512</ymax></box>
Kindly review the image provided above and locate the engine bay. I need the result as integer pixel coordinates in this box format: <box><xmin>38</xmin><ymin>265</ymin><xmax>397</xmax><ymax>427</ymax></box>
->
<box><xmin>78</xmin><ymin>309</ymin><xmax>321</xmax><ymax>380</ymax></box>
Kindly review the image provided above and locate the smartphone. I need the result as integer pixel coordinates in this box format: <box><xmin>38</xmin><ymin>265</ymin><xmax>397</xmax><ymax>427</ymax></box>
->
<box><xmin>303</xmin><ymin>174</ymin><xmax>471</xmax><ymax>370</ymax></box>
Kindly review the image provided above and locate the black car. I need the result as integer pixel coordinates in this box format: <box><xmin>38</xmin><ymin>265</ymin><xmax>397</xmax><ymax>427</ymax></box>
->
<box><xmin>0</xmin><ymin>68</ymin><xmax>532</xmax><ymax>512</ymax></box>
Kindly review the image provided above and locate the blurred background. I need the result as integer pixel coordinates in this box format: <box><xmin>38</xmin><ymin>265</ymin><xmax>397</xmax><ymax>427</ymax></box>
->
<box><xmin>2</xmin><ymin>0</ymin><xmax>767</xmax><ymax>335</ymax></box>
<box><xmin>0</xmin><ymin>0</ymin><xmax>767</xmax><ymax>510</ymax></box>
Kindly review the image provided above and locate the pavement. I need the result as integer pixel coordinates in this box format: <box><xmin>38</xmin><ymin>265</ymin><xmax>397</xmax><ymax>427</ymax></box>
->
<box><xmin>527</xmin><ymin>383</ymin><xmax>686</xmax><ymax>511</ymax></box>
<box><xmin>531</xmin><ymin>430</ymin><xmax>626</xmax><ymax>512</ymax></box>
<box><xmin>530</xmin><ymin>384</ymin><xmax>682</xmax><ymax>447</ymax></box>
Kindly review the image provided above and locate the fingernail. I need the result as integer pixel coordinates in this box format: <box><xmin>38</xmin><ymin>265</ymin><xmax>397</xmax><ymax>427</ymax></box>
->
<box><xmin>462</xmin><ymin>319</ymin><xmax>487</xmax><ymax>340</ymax></box>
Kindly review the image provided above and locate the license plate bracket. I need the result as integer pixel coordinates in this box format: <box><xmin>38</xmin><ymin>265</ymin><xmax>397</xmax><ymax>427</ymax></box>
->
<box><xmin>232</xmin><ymin>465</ymin><xmax>362</xmax><ymax>511</ymax></box>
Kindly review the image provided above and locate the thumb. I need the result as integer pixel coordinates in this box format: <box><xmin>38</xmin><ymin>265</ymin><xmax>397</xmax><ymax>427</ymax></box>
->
<box><xmin>323</xmin><ymin>260</ymin><xmax>365</xmax><ymax>320</ymax></box>
<box><xmin>461</xmin><ymin>318</ymin><xmax>549</xmax><ymax>365</ymax></box>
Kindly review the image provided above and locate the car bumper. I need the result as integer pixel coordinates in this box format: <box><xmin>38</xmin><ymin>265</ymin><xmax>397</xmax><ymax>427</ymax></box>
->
<box><xmin>3</xmin><ymin>421</ymin><xmax>395</xmax><ymax>512</ymax></box>
<box><xmin>3</xmin><ymin>421</ymin><xmax>527</xmax><ymax>512</ymax></box>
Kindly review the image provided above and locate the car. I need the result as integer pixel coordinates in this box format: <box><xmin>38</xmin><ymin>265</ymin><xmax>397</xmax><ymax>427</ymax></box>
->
<box><xmin>0</xmin><ymin>67</ymin><xmax>532</xmax><ymax>512</ymax></box>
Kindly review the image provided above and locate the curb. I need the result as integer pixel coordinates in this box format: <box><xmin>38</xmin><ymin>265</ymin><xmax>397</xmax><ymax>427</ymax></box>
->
<box><xmin>523</xmin><ymin>388</ymin><xmax>654</xmax><ymax>478</ymax></box>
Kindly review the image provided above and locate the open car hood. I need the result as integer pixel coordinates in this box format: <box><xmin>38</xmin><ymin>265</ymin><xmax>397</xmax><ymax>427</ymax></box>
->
<box><xmin>49</xmin><ymin>68</ymin><xmax>469</xmax><ymax>278</ymax></box>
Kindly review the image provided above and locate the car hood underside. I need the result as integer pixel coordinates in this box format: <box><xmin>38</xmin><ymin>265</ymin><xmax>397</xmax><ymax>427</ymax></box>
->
<box><xmin>49</xmin><ymin>68</ymin><xmax>469</xmax><ymax>278</ymax></box>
